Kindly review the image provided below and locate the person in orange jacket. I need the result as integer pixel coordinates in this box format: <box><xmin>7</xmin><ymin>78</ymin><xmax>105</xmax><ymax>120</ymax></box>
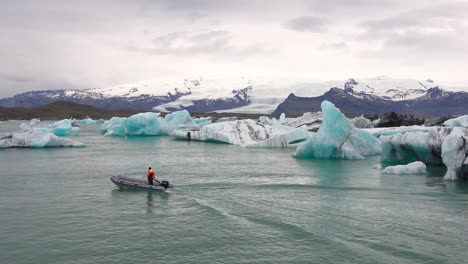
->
<box><xmin>146</xmin><ymin>167</ymin><xmax>156</xmax><ymax>185</ymax></box>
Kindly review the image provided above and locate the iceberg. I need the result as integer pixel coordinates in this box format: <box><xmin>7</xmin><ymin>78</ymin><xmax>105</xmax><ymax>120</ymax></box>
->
<box><xmin>444</xmin><ymin>115</ymin><xmax>468</xmax><ymax>128</ymax></box>
<box><xmin>159</xmin><ymin>110</ymin><xmax>198</xmax><ymax>135</ymax></box>
<box><xmin>101</xmin><ymin>110</ymin><xmax>196</xmax><ymax>137</ymax></box>
<box><xmin>294</xmin><ymin>101</ymin><xmax>382</xmax><ymax>159</ymax></box>
<box><xmin>380</xmin><ymin>126</ymin><xmax>468</xmax><ymax>180</ymax></box>
<box><xmin>48</xmin><ymin>119</ymin><xmax>80</xmax><ymax>136</ymax></box>
<box><xmin>285</xmin><ymin>112</ymin><xmax>322</xmax><ymax>132</ymax></box>
<box><xmin>20</xmin><ymin>118</ymin><xmax>80</xmax><ymax>136</ymax></box>
<box><xmin>101</xmin><ymin>112</ymin><xmax>161</xmax><ymax>136</ymax></box>
<box><xmin>80</xmin><ymin>117</ymin><xmax>97</xmax><ymax>124</ymax></box>
<box><xmin>382</xmin><ymin>161</ymin><xmax>427</xmax><ymax>174</ymax></box>
<box><xmin>20</xmin><ymin>118</ymin><xmax>42</xmax><ymax>130</ymax></box>
<box><xmin>0</xmin><ymin>129</ymin><xmax>85</xmax><ymax>148</ymax></box>
<box><xmin>172</xmin><ymin>119</ymin><xmax>309</xmax><ymax>147</ymax></box>
<box><xmin>441</xmin><ymin>134</ymin><xmax>467</xmax><ymax>180</ymax></box>
<box><xmin>351</xmin><ymin>115</ymin><xmax>377</xmax><ymax>129</ymax></box>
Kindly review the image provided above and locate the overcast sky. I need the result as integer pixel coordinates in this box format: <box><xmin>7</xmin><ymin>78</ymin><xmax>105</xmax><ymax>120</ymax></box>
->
<box><xmin>1</xmin><ymin>0</ymin><xmax>467</xmax><ymax>98</ymax></box>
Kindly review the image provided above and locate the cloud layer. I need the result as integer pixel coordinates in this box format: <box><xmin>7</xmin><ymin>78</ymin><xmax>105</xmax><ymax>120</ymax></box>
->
<box><xmin>0</xmin><ymin>0</ymin><xmax>467</xmax><ymax>97</ymax></box>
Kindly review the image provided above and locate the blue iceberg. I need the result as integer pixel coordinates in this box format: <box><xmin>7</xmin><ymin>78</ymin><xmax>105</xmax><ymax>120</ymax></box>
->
<box><xmin>101</xmin><ymin>110</ymin><xmax>196</xmax><ymax>137</ymax></box>
<box><xmin>294</xmin><ymin>101</ymin><xmax>381</xmax><ymax>159</ymax></box>
<box><xmin>48</xmin><ymin>119</ymin><xmax>80</xmax><ymax>136</ymax></box>
<box><xmin>101</xmin><ymin>112</ymin><xmax>161</xmax><ymax>136</ymax></box>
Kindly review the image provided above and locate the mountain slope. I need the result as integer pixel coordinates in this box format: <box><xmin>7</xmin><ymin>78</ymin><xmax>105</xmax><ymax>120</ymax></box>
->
<box><xmin>273</xmin><ymin>87</ymin><xmax>468</xmax><ymax>117</ymax></box>
<box><xmin>0</xmin><ymin>101</ymin><xmax>145</xmax><ymax>120</ymax></box>
<box><xmin>0</xmin><ymin>75</ymin><xmax>466</xmax><ymax>116</ymax></box>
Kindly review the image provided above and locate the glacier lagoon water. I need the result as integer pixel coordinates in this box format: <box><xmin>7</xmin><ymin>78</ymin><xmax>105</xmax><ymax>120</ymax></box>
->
<box><xmin>0</xmin><ymin>121</ymin><xmax>467</xmax><ymax>264</ymax></box>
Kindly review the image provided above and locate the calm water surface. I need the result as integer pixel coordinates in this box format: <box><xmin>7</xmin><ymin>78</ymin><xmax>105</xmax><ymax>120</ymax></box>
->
<box><xmin>0</xmin><ymin>121</ymin><xmax>467</xmax><ymax>264</ymax></box>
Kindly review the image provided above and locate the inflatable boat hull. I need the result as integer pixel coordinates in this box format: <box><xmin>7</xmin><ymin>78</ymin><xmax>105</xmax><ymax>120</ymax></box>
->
<box><xmin>110</xmin><ymin>176</ymin><xmax>173</xmax><ymax>192</ymax></box>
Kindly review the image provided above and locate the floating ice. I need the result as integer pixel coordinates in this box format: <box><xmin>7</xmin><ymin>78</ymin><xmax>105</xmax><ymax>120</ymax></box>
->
<box><xmin>351</xmin><ymin>115</ymin><xmax>376</xmax><ymax>129</ymax></box>
<box><xmin>101</xmin><ymin>110</ymin><xmax>196</xmax><ymax>137</ymax></box>
<box><xmin>0</xmin><ymin>129</ymin><xmax>85</xmax><ymax>148</ymax></box>
<box><xmin>20</xmin><ymin>118</ymin><xmax>80</xmax><ymax>136</ymax></box>
<box><xmin>80</xmin><ymin>117</ymin><xmax>97</xmax><ymax>124</ymax></box>
<box><xmin>441</xmin><ymin>134</ymin><xmax>467</xmax><ymax>180</ymax></box>
<box><xmin>382</xmin><ymin>161</ymin><xmax>427</xmax><ymax>174</ymax></box>
<box><xmin>380</xmin><ymin>127</ymin><xmax>468</xmax><ymax>180</ymax></box>
<box><xmin>159</xmin><ymin>110</ymin><xmax>198</xmax><ymax>135</ymax></box>
<box><xmin>48</xmin><ymin>119</ymin><xmax>80</xmax><ymax>136</ymax></box>
<box><xmin>101</xmin><ymin>112</ymin><xmax>161</xmax><ymax>136</ymax></box>
<box><xmin>172</xmin><ymin>119</ymin><xmax>309</xmax><ymax>147</ymax></box>
<box><xmin>294</xmin><ymin>101</ymin><xmax>381</xmax><ymax>159</ymax></box>
<box><xmin>20</xmin><ymin>118</ymin><xmax>41</xmax><ymax>130</ymax></box>
<box><xmin>380</xmin><ymin>127</ymin><xmax>468</xmax><ymax>165</ymax></box>
<box><xmin>285</xmin><ymin>112</ymin><xmax>322</xmax><ymax>132</ymax></box>
<box><xmin>444</xmin><ymin>115</ymin><xmax>468</xmax><ymax>128</ymax></box>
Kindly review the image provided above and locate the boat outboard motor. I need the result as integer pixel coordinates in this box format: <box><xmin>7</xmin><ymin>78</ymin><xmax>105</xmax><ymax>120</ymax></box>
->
<box><xmin>160</xmin><ymin>180</ymin><xmax>170</xmax><ymax>189</ymax></box>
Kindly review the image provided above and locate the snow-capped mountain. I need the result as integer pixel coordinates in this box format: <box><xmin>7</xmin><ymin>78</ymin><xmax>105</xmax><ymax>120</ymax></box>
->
<box><xmin>0</xmin><ymin>75</ymin><xmax>466</xmax><ymax>116</ymax></box>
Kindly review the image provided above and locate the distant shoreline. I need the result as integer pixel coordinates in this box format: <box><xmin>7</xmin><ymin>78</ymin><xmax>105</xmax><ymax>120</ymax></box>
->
<box><xmin>0</xmin><ymin>100</ymin><xmax>279</xmax><ymax>121</ymax></box>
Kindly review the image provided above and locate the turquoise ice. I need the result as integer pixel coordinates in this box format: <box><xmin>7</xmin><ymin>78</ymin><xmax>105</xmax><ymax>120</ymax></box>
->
<box><xmin>80</xmin><ymin>117</ymin><xmax>97</xmax><ymax>124</ymax></box>
<box><xmin>101</xmin><ymin>110</ymin><xmax>196</xmax><ymax>136</ymax></box>
<box><xmin>294</xmin><ymin>101</ymin><xmax>381</xmax><ymax>159</ymax></box>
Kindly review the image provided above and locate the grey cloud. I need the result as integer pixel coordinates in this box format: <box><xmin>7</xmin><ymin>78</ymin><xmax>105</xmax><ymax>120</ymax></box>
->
<box><xmin>320</xmin><ymin>42</ymin><xmax>348</xmax><ymax>49</ymax></box>
<box><xmin>285</xmin><ymin>16</ymin><xmax>328</xmax><ymax>32</ymax></box>
<box><xmin>358</xmin><ymin>2</ymin><xmax>468</xmax><ymax>58</ymax></box>
<box><xmin>0</xmin><ymin>73</ymin><xmax>34</xmax><ymax>84</ymax></box>
<box><xmin>130</xmin><ymin>30</ymin><xmax>268</xmax><ymax>56</ymax></box>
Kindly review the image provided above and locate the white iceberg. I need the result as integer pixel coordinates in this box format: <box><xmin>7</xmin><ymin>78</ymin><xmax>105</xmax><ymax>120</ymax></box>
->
<box><xmin>444</xmin><ymin>115</ymin><xmax>468</xmax><ymax>128</ymax></box>
<box><xmin>172</xmin><ymin>119</ymin><xmax>309</xmax><ymax>148</ymax></box>
<box><xmin>285</xmin><ymin>112</ymin><xmax>323</xmax><ymax>132</ymax></box>
<box><xmin>20</xmin><ymin>118</ymin><xmax>42</xmax><ymax>130</ymax></box>
<box><xmin>441</xmin><ymin>134</ymin><xmax>467</xmax><ymax>180</ymax></box>
<box><xmin>0</xmin><ymin>129</ymin><xmax>85</xmax><ymax>148</ymax></box>
<box><xmin>294</xmin><ymin>101</ymin><xmax>382</xmax><ymax>159</ymax></box>
<box><xmin>382</xmin><ymin>161</ymin><xmax>427</xmax><ymax>174</ymax></box>
<box><xmin>351</xmin><ymin>115</ymin><xmax>377</xmax><ymax>129</ymax></box>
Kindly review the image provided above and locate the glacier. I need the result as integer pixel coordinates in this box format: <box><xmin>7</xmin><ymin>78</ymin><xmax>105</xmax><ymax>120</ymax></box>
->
<box><xmin>172</xmin><ymin>119</ymin><xmax>309</xmax><ymax>148</ymax></box>
<box><xmin>101</xmin><ymin>110</ymin><xmax>197</xmax><ymax>137</ymax></box>
<box><xmin>0</xmin><ymin>129</ymin><xmax>85</xmax><ymax>148</ymax></box>
<box><xmin>382</xmin><ymin>161</ymin><xmax>427</xmax><ymax>174</ymax></box>
<box><xmin>444</xmin><ymin>115</ymin><xmax>468</xmax><ymax>128</ymax></box>
<box><xmin>294</xmin><ymin>101</ymin><xmax>382</xmax><ymax>159</ymax></box>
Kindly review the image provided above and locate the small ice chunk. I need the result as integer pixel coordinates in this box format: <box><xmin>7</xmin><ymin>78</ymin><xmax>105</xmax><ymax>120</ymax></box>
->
<box><xmin>382</xmin><ymin>161</ymin><xmax>427</xmax><ymax>174</ymax></box>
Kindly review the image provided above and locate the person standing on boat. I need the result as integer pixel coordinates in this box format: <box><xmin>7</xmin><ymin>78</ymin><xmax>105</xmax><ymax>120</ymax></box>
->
<box><xmin>146</xmin><ymin>167</ymin><xmax>156</xmax><ymax>185</ymax></box>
